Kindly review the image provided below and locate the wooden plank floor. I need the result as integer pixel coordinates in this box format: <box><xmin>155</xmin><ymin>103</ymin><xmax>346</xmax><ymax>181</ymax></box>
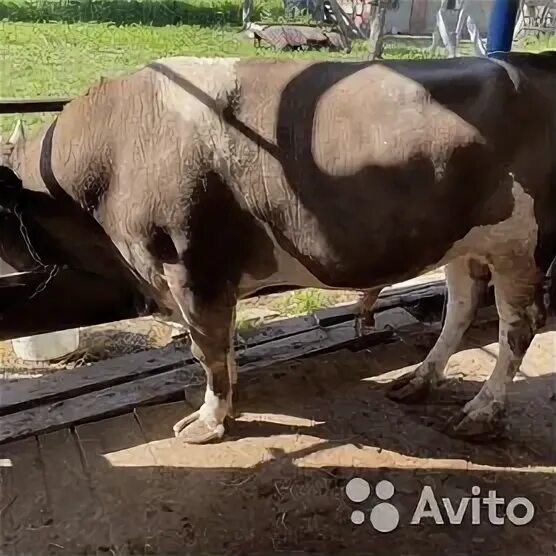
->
<box><xmin>1</xmin><ymin>320</ymin><xmax>553</xmax><ymax>556</ymax></box>
<box><xmin>38</xmin><ymin>429</ymin><xmax>110</xmax><ymax>552</ymax></box>
<box><xmin>0</xmin><ymin>437</ymin><xmax>52</xmax><ymax>553</ymax></box>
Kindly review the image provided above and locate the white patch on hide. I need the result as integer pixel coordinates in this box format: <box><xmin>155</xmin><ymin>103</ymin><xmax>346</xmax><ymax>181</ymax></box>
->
<box><xmin>438</xmin><ymin>180</ymin><xmax>538</xmax><ymax>266</ymax></box>
<box><xmin>152</xmin><ymin>56</ymin><xmax>240</xmax><ymax>120</ymax></box>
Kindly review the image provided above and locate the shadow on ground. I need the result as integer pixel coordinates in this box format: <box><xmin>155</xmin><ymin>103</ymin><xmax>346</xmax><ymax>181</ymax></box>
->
<box><xmin>1</xmin><ymin>319</ymin><xmax>554</xmax><ymax>555</ymax></box>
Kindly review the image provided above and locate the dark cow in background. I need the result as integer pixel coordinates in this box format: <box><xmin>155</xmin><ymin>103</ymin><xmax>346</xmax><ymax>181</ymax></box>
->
<box><xmin>1</xmin><ymin>52</ymin><xmax>554</xmax><ymax>444</ymax></box>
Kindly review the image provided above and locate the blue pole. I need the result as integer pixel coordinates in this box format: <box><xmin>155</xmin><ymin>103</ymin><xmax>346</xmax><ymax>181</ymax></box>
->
<box><xmin>486</xmin><ymin>0</ymin><xmax>521</xmax><ymax>58</ymax></box>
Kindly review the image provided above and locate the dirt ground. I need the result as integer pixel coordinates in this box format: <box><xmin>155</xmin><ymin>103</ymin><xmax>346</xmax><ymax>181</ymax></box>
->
<box><xmin>1</xmin><ymin>317</ymin><xmax>554</xmax><ymax>556</ymax></box>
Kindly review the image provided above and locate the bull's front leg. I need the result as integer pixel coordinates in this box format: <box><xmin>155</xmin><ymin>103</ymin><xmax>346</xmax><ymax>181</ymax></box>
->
<box><xmin>173</xmin><ymin>321</ymin><xmax>236</xmax><ymax>443</ymax></box>
<box><xmin>164</xmin><ymin>262</ymin><xmax>237</xmax><ymax>444</ymax></box>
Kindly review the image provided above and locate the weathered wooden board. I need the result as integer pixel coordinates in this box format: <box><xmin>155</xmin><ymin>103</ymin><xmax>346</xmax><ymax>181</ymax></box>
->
<box><xmin>0</xmin><ymin>437</ymin><xmax>52</xmax><ymax>554</ymax></box>
<box><xmin>3</xmin><ymin>303</ymin><xmax>502</xmax><ymax>445</ymax></box>
<box><xmin>0</xmin><ymin>318</ymin><xmax>398</xmax><ymax>443</ymax></box>
<box><xmin>0</xmin><ymin>345</ymin><xmax>187</xmax><ymax>416</ymax></box>
<box><xmin>0</xmin><ymin>445</ymin><xmax>17</xmax><ymax>555</ymax></box>
<box><xmin>1</xmin><ymin>280</ymin><xmax>447</xmax><ymax>417</ymax></box>
<box><xmin>74</xmin><ymin>414</ymin><xmax>162</xmax><ymax>550</ymax></box>
<box><xmin>0</xmin><ymin>316</ymin><xmax>318</xmax><ymax>417</ymax></box>
<box><xmin>37</xmin><ymin>428</ymin><xmax>111</xmax><ymax>551</ymax></box>
<box><xmin>238</xmin><ymin>312</ymin><xmax>318</xmax><ymax>345</ymax></box>
<box><xmin>0</xmin><ymin>367</ymin><xmax>201</xmax><ymax>444</ymax></box>
<box><xmin>313</xmin><ymin>279</ymin><xmax>447</xmax><ymax>326</ymax></box>
<box><xmin>0</xmin><ymin>276</ymin><xmax>507</xmax><ymax>444</ymax></box>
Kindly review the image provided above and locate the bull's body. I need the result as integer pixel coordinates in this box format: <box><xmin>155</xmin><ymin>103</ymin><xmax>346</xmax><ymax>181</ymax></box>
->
<box><xmin>3</xmin><ymin>53</ymin><xmax>554</xmax><ymax>442</ymax></box>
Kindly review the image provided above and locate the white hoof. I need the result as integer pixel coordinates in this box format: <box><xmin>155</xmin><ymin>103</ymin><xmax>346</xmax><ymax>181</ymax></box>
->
<box><xmin>173</xmin><ymin>392</ymin><xmax>229</xmax><ymax>444</ymax></box>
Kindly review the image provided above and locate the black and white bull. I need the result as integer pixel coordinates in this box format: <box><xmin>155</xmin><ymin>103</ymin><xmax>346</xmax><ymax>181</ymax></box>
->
<box><xmin>1</xmin><ymin>52</ymin><xmax>554</xmax><ymax>443</ymax></box>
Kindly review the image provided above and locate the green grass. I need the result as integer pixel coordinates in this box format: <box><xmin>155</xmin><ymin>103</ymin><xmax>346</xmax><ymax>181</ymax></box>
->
<box><xmin>280</xmin><ymin>288</ymin><xmax>331</xmax><ymax>316</ymax></box>
<box><xmin>0</xmin><ymin>20</ymin><xmax>444</xmax><ymax>135</ymax></box>
<box><xmin>517</xmin><ymin>33</ymin><xmax>556</xmax><ymax>52</ymax></box>
<box><xmin>0</xmin><ymin>21</ymin><xmax>372</xmax><ymax>134</ymax></box>
<box><xmin>0</xmin><ymin>0</ymin><xmax>286</xmax><ymax>26</ymax></box>
<box><xmin>0</xmin><ymin>19</ymin><xmax>554</xmax><ymax>136</ymax></box>
<box><xmin>251</xmin><ymin>288</ymin><xmax>356</xmax><ymax>320</ymax></box>
<box><xmin>234</xmin><ymin>290</ymin><xmax>335</xmax><ymax>328</ymax></box>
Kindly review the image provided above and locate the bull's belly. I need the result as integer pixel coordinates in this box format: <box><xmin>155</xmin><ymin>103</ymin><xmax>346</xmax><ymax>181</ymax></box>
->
<box><xmin>238</xmin><ymin>181</ymin><xmax>539</xmax><ymax>299</ymax></box>
<box><xmin>237</xmin><ymin>231</ymin><xmax>332</xmax><ymax>299</ymax></box>
<box><xmin>237</xmin><ymin>221</ymin><xmax>427</xmax><ymax>298</ymax></box>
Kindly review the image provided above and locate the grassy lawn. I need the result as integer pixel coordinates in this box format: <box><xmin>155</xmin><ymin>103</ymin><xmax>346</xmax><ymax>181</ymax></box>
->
<box><xmin>0</xmin><ymin>22</ymin><xmax>366</xmax><ymax>131</ymax></box>
<box><xmin>0</xmin><ymin>0</ymin><xmax>287</xmax><ymax>26</ymax></box>
<box><xmin>1</xmin><ymin>19</ymin><xmax>553</xmax><ymax>133</ymax></box>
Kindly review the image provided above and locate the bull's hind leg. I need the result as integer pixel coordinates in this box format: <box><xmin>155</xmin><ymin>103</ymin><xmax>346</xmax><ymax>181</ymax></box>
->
<box><xmin>388</xmin><ymin>257</ymin><xmax>489</xmax><ymax>403</ymax></box>
<box><xmin>446</xmin><ymin>257</ymin><xmax>546</xmax><ymax>438</ymax></box>
<box><xmin>355</xmin><ymin>287</ymin><xmax>381</xmax><ymax>336</ymax></box>
<box><xmin>164</xmin><ymin>261</ymin><xmax>237</xmax><ymax>444</ymax></box>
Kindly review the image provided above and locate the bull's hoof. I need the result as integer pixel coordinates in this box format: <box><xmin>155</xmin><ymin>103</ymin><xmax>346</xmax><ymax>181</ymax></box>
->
<box><xmin>387</xmin><ymin>371</ymin><xmax>431</xmax><ymax>404</ymax></box>
<box><xmin>176</xmin><ymin>418</ymin><xmax>225</xmax><ymax>444</ymax></box>
<box><xmin>173</xmin><ymin>400</ymin><xmax>229</xmax><ymax>444</ymax></box>
<box><xmin>443</xmin><ymin>403</ymin><xmax>506</xmax><ymax>440</ymax></box>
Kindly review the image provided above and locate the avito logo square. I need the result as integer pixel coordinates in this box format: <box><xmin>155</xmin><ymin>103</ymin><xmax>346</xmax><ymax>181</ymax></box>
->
<box><xmin>345</xmin><ymin>477</ymin><xmax>535</xmax><ymax>533</ymax></box>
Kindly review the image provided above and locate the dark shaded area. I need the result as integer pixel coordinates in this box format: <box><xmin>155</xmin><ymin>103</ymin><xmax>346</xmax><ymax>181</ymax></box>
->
<box><xmin>0</xmin><ymin>267</ymin><xmax>146</xmax><ymax>341</ymax></box>
<box><xmin>0</xmin><ymin>98</ymin><xmax>69</xmax><ymax>116</ymax></box>
<box><xmin>0</xmin><ymin>166</ymin><xmax>23</xmax><ymax>192</ymax></box>
<box><xmin>2</xmin><ymin>322</ymin><xmax>554</xmax><ymax>554</ymax></box>
<box><xmin>0</xmin><ymin>173</ymin><xmax>157</xmax><ymax>340</ymax></box>
<box><xmin>0</xmin><ymin>0</ymin><xmax>271</xmax><ymax>27</ymax></box>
